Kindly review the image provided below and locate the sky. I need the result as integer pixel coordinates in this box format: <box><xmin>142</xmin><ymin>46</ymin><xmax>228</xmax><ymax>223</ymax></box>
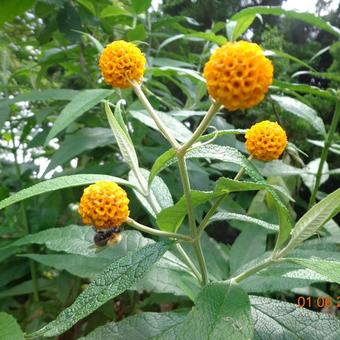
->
<box><xmin>282</xmin><ymin>0</ymin><xmax>339</xmax><ymax>13</ymax></box>
<box><xmin>152</xmin><ymin>0</ymin><xmax>340</xmax><ymax>13</ymax></box>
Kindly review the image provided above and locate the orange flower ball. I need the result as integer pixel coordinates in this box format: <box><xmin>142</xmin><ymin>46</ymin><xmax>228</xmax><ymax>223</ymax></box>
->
<box><xmin>99</xmin><ymin>40</ymin><xmax>146</xmax><ymax>89</ymax></box>
<box><xmin>203</xmin><ymin>41</ymin><xmax>273</xmax><ymax>111</ymax></box>
<box><xmin>245</xmin><ymin>121</ymin><xmax>287</xmax><ymax>161</ymax></box>
<box><xmin>78</xmin><ymin>181</ymin><xmax>129</xmax><ymax>229</ymax></box>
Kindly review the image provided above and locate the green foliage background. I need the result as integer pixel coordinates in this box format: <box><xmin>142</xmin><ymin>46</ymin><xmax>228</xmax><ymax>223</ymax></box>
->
<box><xmin>0</xmin><ymin>0</ymin><xmax>339</xmax><ymax>338</ymax></box>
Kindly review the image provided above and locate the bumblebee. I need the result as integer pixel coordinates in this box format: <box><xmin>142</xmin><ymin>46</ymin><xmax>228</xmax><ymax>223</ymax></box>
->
<box><xmin>93</xmin><ymin>227</ymin><xmax>122</xmax><ymax>247</ymax></box>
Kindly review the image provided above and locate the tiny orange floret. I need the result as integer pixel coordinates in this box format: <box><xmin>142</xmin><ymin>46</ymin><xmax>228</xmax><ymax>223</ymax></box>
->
<box><xmin>245</xmin><ymin>121</ymin><xmax>287</xmax><ymax>161</ymax></box>
<box><xmin>99</xmin><ymin>40</ymin><xmax>146</xmax><ymax>89</ymax></box>
<box><xmin>78</xmin><ymin>181</ymin><xmax>129</xmax><ymax>229</ymax></box>
<box><xmin>203</xmin><ymin>41</ymin><xmax>273</xmax><ymax>111</ymax></box>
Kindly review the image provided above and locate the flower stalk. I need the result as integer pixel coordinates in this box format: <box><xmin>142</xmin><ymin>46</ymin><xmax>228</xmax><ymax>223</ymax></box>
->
<box><xmin>308</xmin><ymin>94</ymin><xmax>340</xmax><ymax>208</ymax></box>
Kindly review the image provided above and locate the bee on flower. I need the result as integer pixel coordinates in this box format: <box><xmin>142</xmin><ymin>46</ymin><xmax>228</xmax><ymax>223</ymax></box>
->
<box><xmin>78</xmin><ymin>181</ymin><xmax>129</xmax><ymax>246</ymax></box>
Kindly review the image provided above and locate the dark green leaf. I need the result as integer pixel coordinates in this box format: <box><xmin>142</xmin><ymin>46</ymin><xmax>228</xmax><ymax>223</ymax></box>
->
<box><xmin>45</xmin><ymin>89</ymin><xmax>113</xmax><ymax>143</ymax></box>
<box><xmin>271</xmin><ymin>95</ymin><xmax>325</xmax><ymax>135</ymax></box>
<box><xmin>27</xmin><ymin>241</ymin><xmax>172</xmax><ymax>338</ymax></box>
<box><xmin>131</xmin><ymin>0</ymin><xmax>151</xmax><ymax>14</ymax></box>
<box><xmin>0</xmin><ymin>174</ymin><xmax>133</xmax><ymax>210</ymax></box>
<box><xmin>230</xmin><ymin>229</ymin><xmax>267</xmax><ymax>274</ymax></box>
<box><xmin>0</xmin><ymin>0</ymin><xmax>35</xmax><ymax>26</ymax></box>
<box><xmin>167</xmin><ymin>282</ymin><xmax>253</xmax><ymax>340</ymax></box>
<box><xmin>232</xmin><ymin>6</ymin><xmax>340</xmax><ymax>37</ymax></box>
<box><xmin>45</xmin><ymin>128</ymin><xmax>114</xmax><ymax>173</ymax></box>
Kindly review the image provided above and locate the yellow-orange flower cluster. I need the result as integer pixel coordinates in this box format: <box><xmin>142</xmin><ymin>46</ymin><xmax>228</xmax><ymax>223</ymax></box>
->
<box><xmin>203</xmin><ymin>41</ymin><xmax>273</xmax><ymax>111</ymax></box>
<box><xmin>99</xmin><ymin>40</ymin><xmax>146</xmax><ymax>89</ymax></box>
<box><xmin>78</xmin><ymin>181</ymin><xmax>129</xmax><ymax>229</ymax></box>
<box><xmin>245</xmin><ymin>121</ymin><xmax>287</xmax><ymax>161</ymax></box>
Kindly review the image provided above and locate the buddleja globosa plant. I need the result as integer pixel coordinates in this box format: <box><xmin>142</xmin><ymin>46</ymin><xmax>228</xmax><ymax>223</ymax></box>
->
<box><xmin>1</xmin><ymin>15</ymin><xmax>340</xmax><ymax>340</ymax></box>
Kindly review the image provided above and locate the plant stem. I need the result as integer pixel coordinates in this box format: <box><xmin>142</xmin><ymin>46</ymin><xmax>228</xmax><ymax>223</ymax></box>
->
<box><xmin>197</xmin><ymin>156</ymin><xmax>252</xmax><ymax>235</ymax></box>
<box><xmin>131</xmin><ymin>80</ymin><xmax>180</xmax><ymax>150</ymax></box>
<box><xmin>179</xmin><ymin>102</ymin><xmax>221</xmax><ymax>153</ymax></box>
<box><xmin>125</xmin><ymin>217</ymin><xmax>192</xmax><ymax>242</ymax></box>
<box><xmin>176</xmin><ymin>243</ymin><xmax>202</xmax><ymax>283</ymax></box>
<box><xmin>231</xmin><ymin>257</ymin><xmax>274</xmax><ymax>284</ymax></box>
<box><xmin>308</xmin><ymin>96</ymin><xmax>340</xmax><ymax>208</ymax></box>
<box><xmin>10</xmin><ymin>127</ymin><xmax>39</xmax><ymax>302</ymax></box>
<box><xmin>177</xmin><ymin>155</ymin><xmax>208</xmax><ymax>286</ymax></box>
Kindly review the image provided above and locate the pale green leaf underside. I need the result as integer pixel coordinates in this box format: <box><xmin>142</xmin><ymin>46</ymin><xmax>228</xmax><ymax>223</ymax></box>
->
<box><xmin>250</xmin><ymin>296</ymin><xmax>340</xmax><ymax>339</ymax></box>
<box><xmin>284</xmin><ymin>187</ymin><xmax>340</xmax><ymax>252</ymax></box>
<box><xmin>287</xmin><ymin>257</ymin><xmax>340</xmax><ymax>285</ymax></box>
<box><xmin>27</xmin><ymin>241</ymin><xmax>171</xmax><ymax>338</ymax></box>
<box><xmin>0</xmin><ymin>174</ymin><xmax>133</xmax><ymax>210</ymax></box>
<box><xmin>82</xmin><ymin>312</ymin><xmax>186</xmax><ymax>340</ymax></box>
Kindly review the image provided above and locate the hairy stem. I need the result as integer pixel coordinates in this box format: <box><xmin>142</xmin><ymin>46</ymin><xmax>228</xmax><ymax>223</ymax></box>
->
<box><xmin>131</xmin><ymin>80</ymin><xmax>180</xmax><ymax>150</ymax></box>
<box><xmin>179</xmin><ymin>102</ymin><xmax>221</xmax><ymax>153</ymax></box>
<box><xmin>308</xmin><ymin>96</ymin><xmax>340</xmax><ymax>208</ymax></box>
<box><xmin>177</xmin><ymin>155</ymin><xmax>208</xmax><ymax>286</ymax></box>
<box><xmin>176</xmin><ymin>243</ymin><xmax>202</xmax><ymax>283</ymax></box>
<box><xmin>197</xmin><ymin>156</ymin><xmax>252</xmax><ymax>235</ymax></box>
<box><xmin>125</xmin><ymin>217</ymin><xmax>192</xmax><ymax>242</ymax></box>
<box><xmin>231</xmin><ymin>257</ymin><xmax>274</xmax><ymax>284</ymax></box>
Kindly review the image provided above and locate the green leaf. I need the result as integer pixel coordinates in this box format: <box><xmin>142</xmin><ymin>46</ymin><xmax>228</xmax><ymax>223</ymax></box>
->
<box><xmin>301</xmin><ymin>158</ymin><xmax>329</xmax><ymax>192</ymax></box>
<box><xmin>181</xmin><ymin>233</ymin><xmax>229</xmax><ymax>282</ymax></box>
<box><xmin>287</xmin><ymin>258</ymin><xmax>340</xmax><ymax>285</ymax></box>
<box><xmin>45</xmin><ymin>128</ymin><xmax>114</xmax><ymax>174</ymax></box>
<box><xmin>27</xmin><ymin>241</ymin><xmax>172</xmax><ymax>338</ymax></box>
<box><xmin>268</xmin><ymin>49</ymin><xmax>316</xmax><ymax>71</ymax></box>
<box><xmin>226</xmin><ymin>14</ymin><xmax>256</xmax><ymax>41</ymax></box>
<box><xmin>149</xmin><ymin>144</ymin><xmax>261</xmax><ymax>186</ymax></box>
<box><xmin>210</xmin><ymin>212</ymin><xmax>279</xmax><ymax>233</ymax></box>
<box><xmin>3</xmin><ymin>225</ymin><xmax>95</xmax><ymax>256</ymax></box>
<box><xmin>0</xmin><ymin>312</ymin><xmax>24</xmax><ymax>340</ymax></box>
<box><xmin>130</xmin><ymin>110</ymin><xmax>192</xmax><ymax>143</ymax></box>
<box><xmin>76</xmin><ymin>0</ymin><xmax>96</xmax><ymax>15</ymax></box>
<box><xmin>272</xmin><ymin>80</ymin><xmax>336</xmax><ymax>100</ymax></box>
<box><xmin>250</xmin><ymin>296</ymin><xmax>340</xmax><ymax>339</ymax></box>
<box><xmin>21</xmin><ymin>253</ymin><xmax>111</xmax><ymax>278</ymax></box>
<box><xmin>230</xmin><ymin>229</ymin><xmax>267</xmax><ymax>274</ymax></box>
<box><xmin>99</xmin><ymin>5</ymin><xmax>131</xmax><ymax>18</ymax></box>
<box><xmin>0</xmin><ymin>0</ymin><xmax>35</xmax><ymax>26</ymax></box>
<box><xmin>283</xmin><ymin>187</ymin><xmax>340</xmax><ymax>253</ymax></box>
<box><xmin>0</xmin><ymin>174</ymin><xmax>133</xmax><ymax>210</ymax></box>
<box><xmin>0</xmin><ymin>89</ymin><xmax>79</xmax><ymax>109</ymax></box>
<box><xmin>0</xmin><ymin>279</ymin><xmax>54</xmax><ymax>299</ymax></box>
<box><xmin>168</xmin><ymin>282</ymin><xmax>253</xmax><ymax>340</ymax></box>
<box><xmin>157</xmin><ymin>175</ymin><xmax>291</xmax><ymax>234</ymax></box>
<box><xmin>157</xmin><ymin>190</ymin><xmax>214</xmax><ymax>232</ymax></box>
<box><xmin>129</xmin><ymin>169</ymin><xmax>173</xmax><ymax>217</ymax></box>
<box><xmin>105</xmin><ymin>102</ymin><xmax>139</xmax><ymax>170</ymax></box>
<box><xmin>271</xmin><ymin>95</ymin><xmax>325</xmax><ymax>135</ymax></box>
<box><xmin>131</xmin><ymin>0</ymin><xmax>151</xmax><ymax>14</ymax></box>
<box><xmin>232</xmin><ymin>6</ymin><xmax>340</xmax><ymax>37</ymax></box>
<box><xmin>82</xmin><ymin>312</ymin><xmax>186</xmax><ymax>340</ymax></box>
<box><xmin>45</xmin><ymin>89</ymin><xmax>113</xmax><ymax>143</ymax></box>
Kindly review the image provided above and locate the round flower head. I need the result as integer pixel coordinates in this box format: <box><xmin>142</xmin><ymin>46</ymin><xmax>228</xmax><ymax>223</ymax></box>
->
<box><xmin>245</xmin><ymin>121</ymin><xmax>287</xmax><ymax>161</ymax></box>
<box><xmin>78</xmin><ymin>181</ymin><xmax>129</xmax><ymax>229</ymax></box>
<box><xmin>99</xmin><ymin>40</ymin><xmax>146</xmax><ymax>89</ymax></box>
<box><xmin>203</xmin><ymin>41</ymin><xmax>273</xmax><ymax>111</ymax></box>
